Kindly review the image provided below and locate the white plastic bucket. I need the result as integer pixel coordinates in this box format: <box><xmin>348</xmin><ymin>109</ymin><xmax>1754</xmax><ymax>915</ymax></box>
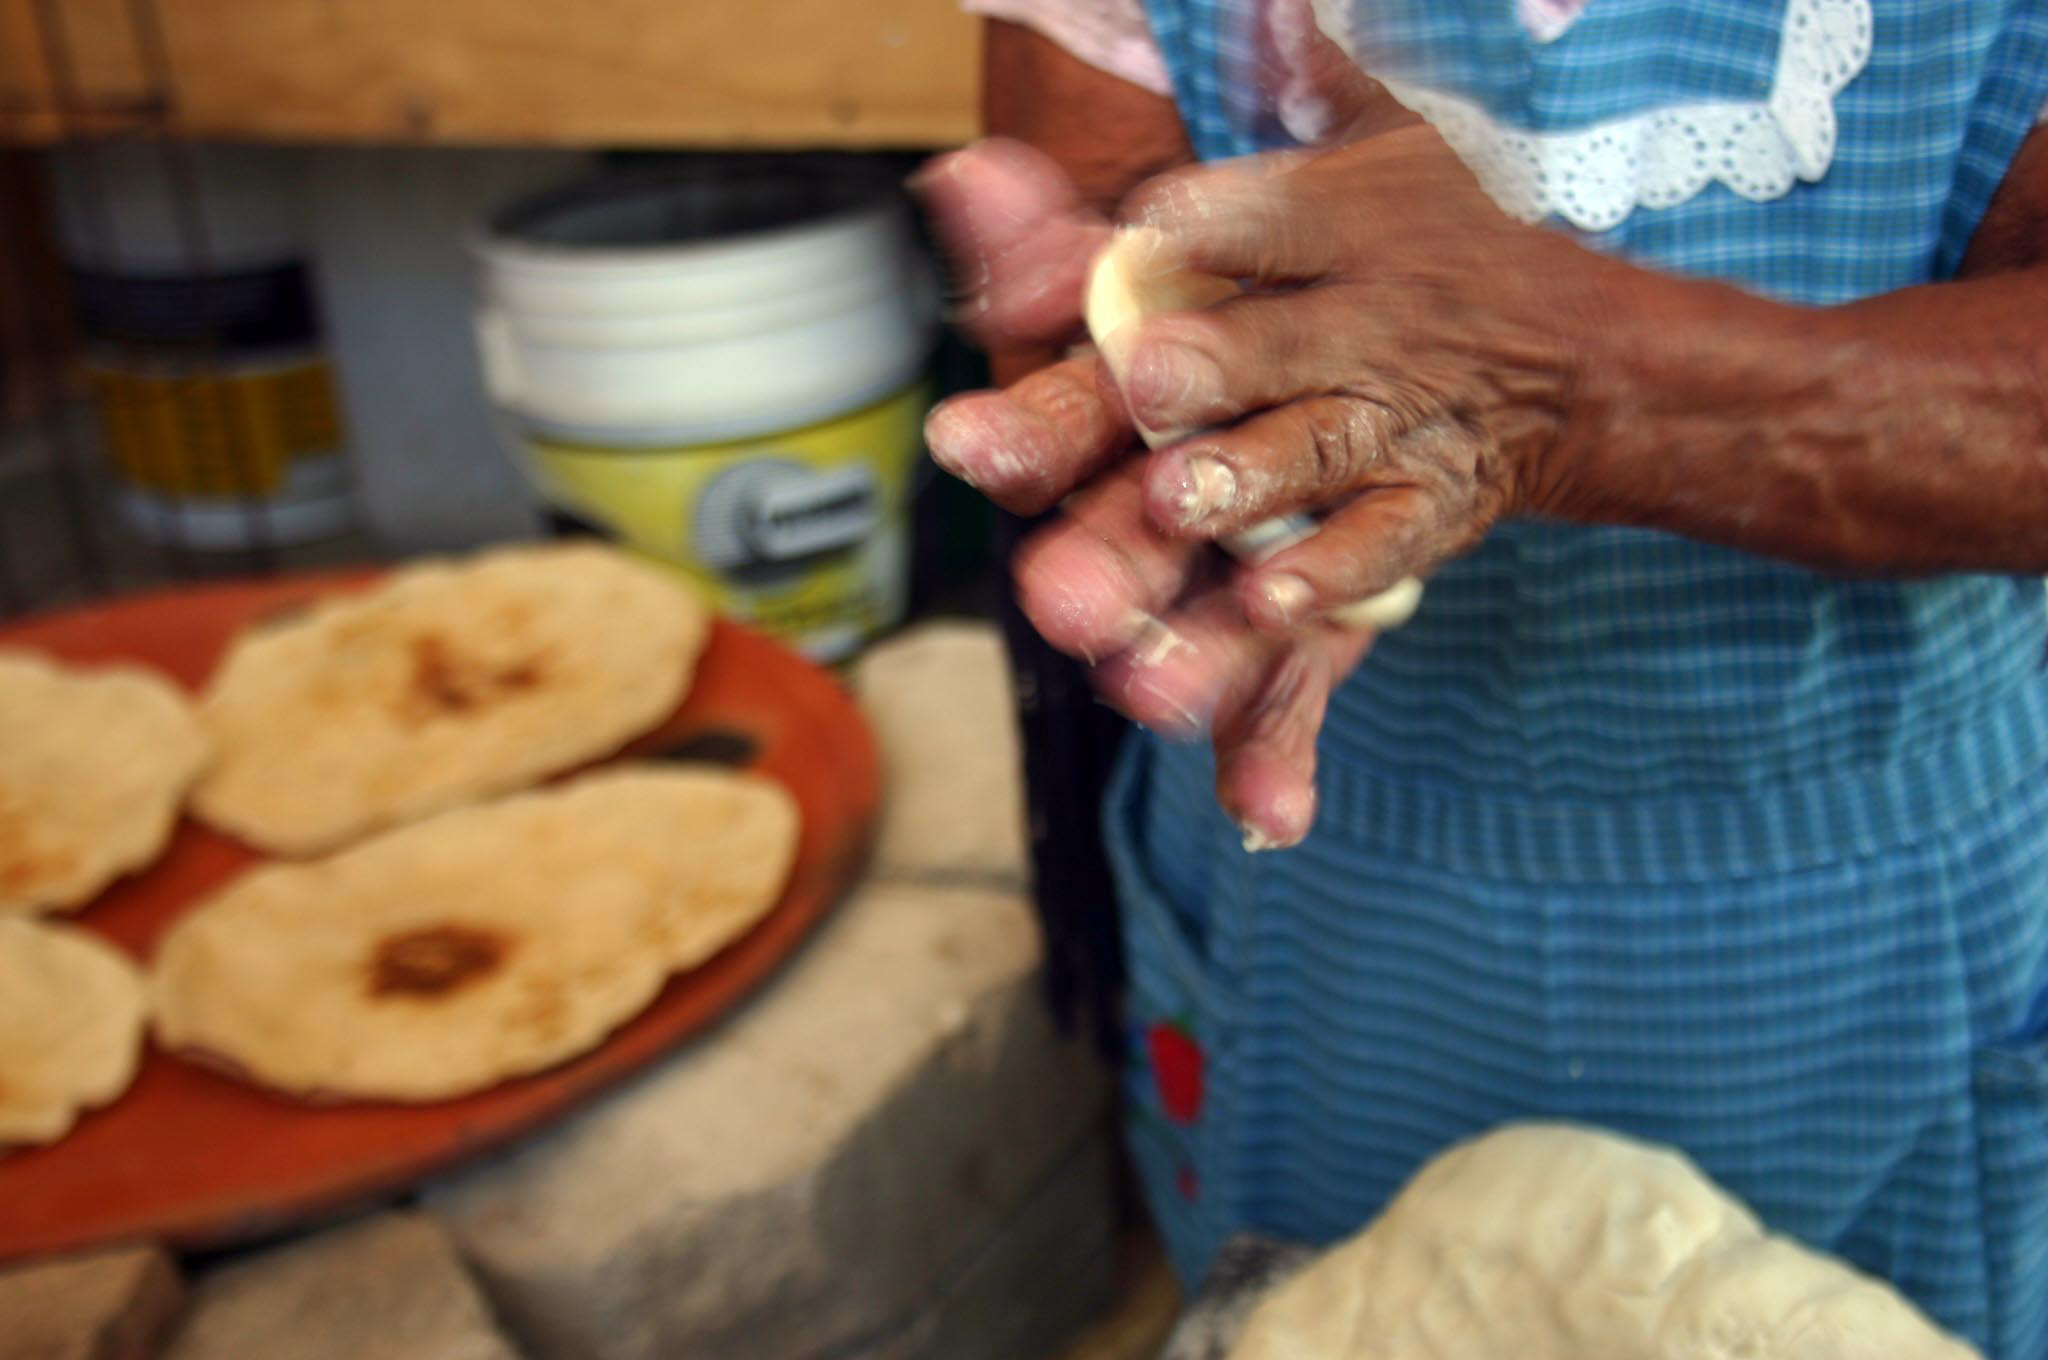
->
<box><xmin>474</xmin><ymin>162</ymin><xmax>938</xmax><ymax>662</ymax></box>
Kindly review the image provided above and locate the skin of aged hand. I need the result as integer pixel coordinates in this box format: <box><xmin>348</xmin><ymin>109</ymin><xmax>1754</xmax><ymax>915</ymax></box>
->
<box><xmin>921</xmin><ymin>25</ymin><xmax>2048</xmax><ymax>847</ymax></box>
<box><xmin>917</xmin><ymin>97</ymin><xmax>1602</xmax><ymax>848</ymax></box>
<box><xmin>920</xmin><ymin>135</ymin><xmax>1374</xmax><ymax>851</ymax></box>
<box><xmin>918</xmin><ymin>28</ymin><xmax>1432</xmax><ymax>851</ymax></box>
<box><xmin>1120</xmin><ymin>113</ymin><xmax>2048</xmax><ymax>587</ymax></box>
<box><xmin>1102</xmin><ymin>121</ymin><xmax>1632</xmax><ymax>630</ymax></box>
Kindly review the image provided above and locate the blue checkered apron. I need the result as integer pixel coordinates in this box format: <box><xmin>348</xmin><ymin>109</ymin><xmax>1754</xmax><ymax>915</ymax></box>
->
<box><xmin>1107</xmin><ymin>2</ymin><xmax>2048</xmax><ymax>1354</ymax></box>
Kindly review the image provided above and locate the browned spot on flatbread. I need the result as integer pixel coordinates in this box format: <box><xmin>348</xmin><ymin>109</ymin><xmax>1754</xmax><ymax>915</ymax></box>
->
<box><xmin>400</xmin><ymin>635</ymin><xmax>547</xmax><ymax>722</ymax></box>
<box><xmin>0</xmin><ymin>794</ymin><xmax>27</xmax><ymax>888</ymax></box>
<box><xmin>368</xmin><ymin>924</ymin><xmax>514</xmax><ymax>998</ymax></box>
<box><xmin>0</xmin><ymin>793</ymin><xmax>73</xmax><ymax>896</ymax></box>
<box><xmin>0</xmin><ymin>852</ymin><xmax>70</xmax><ymax>895</ymax></box>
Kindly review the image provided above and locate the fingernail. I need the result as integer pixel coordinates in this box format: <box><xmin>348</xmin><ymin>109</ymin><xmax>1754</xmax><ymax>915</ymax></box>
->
<box><xmin>1128</xmin><ymin>341</ymin><xmax>1222</xmax><ymax>423</ymax></box>
<box><xmin>1240</xmin><ymin>824</ymin><xmax>1285</xmax><ymax>853</ymax></box>
<box><xmin>1138</xmin><ymin>675</ymin><xmax>1196</xmax><ymax>733</ymax></box>
<box><xmin>1129</xmin><ymin>670</ymin><xmax>1206</xmax><ymax>738</ymax></box>
<box><xmin>1239</xmin><ymin>785</ymin><xmax>1315</xmax><ymax>852</ymax></box>
<box><xmin>1167</xmin><ymin>456</ymin><xmax>1238</xmax><ymax>526</ymax></box>
<box><xmin>923</xmin><ymin>401</ymin><xmax>1027</xmax><ymax>490</ymax></box>
<box><xmin>922</xmin><ymin>404</ymin><xmax>983</xmax><ymax>485</ymax></box>
<box><xmin>943</xmin><ymin>291</ymin><xmax>992</xmax><ymax>325</ymax></box>
<box><xmin>1128</xmin><ymin>615</ymin><xmax>1192</xmax><ymax>669</ymax></box>
<box><xmin>907</xmin><ymin>152</ymin><xmax>963</xmax><ymax>194</ymax></box>
<box><xmin>1048</xmin><ymin>598</ymin><xmax>1163</xmax><ymax>666</ymax></box>
<box><xmin>1078</xmin><ymin>608</ymin><xmax>1161</xmax><ymax>664</ymax></box>
<box><xmin>1259</xmin><ymin>573</ymin><xmax>1316</xmax><ymax>627</ymax></box>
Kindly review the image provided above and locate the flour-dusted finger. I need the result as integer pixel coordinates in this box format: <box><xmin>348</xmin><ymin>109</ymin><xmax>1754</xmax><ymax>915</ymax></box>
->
<box><xmin>924</xmin><ymin>352</ymin><xmax>1136</xmax><ymax>514</ymax></box>
<box><xmin>1012</xmin><ymin>459</ymin><xmax>1210</xmax><ymax>669</ymax></box>
<box><xmin>1116</xmin><ymin>287</ymin><xmax>1377</xmax><ymax>436</ymax></box>
<box><xmin>1238</xmin><ymin>485</ymin><xmax>1450</xmax><ymax>632</ymax></box>
<box><xmin>1123</xmin><ymin>159</ymin><xmax>1346</xmax><ymax>285</ymax></box>
<box><xmin>912</xmin><ymin>138</ymin><xmax>1112</xmax><ymax>347</ymax></box>
<box><xmin>1088</xmin><ymin>585</ymin><xmax>1296</xmax><ymax>746</ymax></box>
<box><xmin>1143</xmin><ymin>395</ymin><xmax>1420</xmax><ymax>537</ymax></box>
<box><xmin>1211</xmin><ymin>626</ymin><xmax>1370</xmax><ymax>852</ymax></box>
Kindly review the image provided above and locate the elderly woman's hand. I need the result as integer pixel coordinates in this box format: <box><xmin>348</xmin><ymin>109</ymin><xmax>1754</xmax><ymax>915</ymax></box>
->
<box><xmin>920</xmin><ymin>138</ymin><xmax>1379</xmax><ymax>849</ymax></box>
<box><xmin>923</xmin><ymin>40</ymin><xmax>2048</xmax><ymax>848</ymax></box>
<box><xmin>1109</xmin><ymin>121</ymin><xmax>1619</xmax><ymax>630</ymax></box>
<box><xmin>917</xmin><ymin>105</ymin><xmax>1626</xmax><ymax>846</ymax></box>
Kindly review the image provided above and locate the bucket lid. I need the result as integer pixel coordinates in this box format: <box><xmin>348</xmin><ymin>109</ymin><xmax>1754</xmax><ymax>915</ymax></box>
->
<box><xmin>474</xmin><ymin>158</ymin><xmax>918</xmax><ymax>319</ymax></box>
<box><xmin>485</xmin><ymin>156</ymin><xmax>901</xmax><ymax>253</ymax></box>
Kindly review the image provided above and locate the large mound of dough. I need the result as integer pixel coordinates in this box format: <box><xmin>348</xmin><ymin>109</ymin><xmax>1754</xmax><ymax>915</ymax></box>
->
<box><xmin>0</xmin><ymin>918</ymin><xmax>147</xmax><ymax>1145</ymax></box>
<box><xmin>0</xmin><ymin>652</ymin><xmax>208</xmax><ymax>915</ymax></box>
<box><xmin>1231</xmin><ymin>1124</ymin><xmax>1978</xmax><ymax>1360</ymax></box>
<box><xmin>192</xmin><ymin>542</ymin><xmax>710</xmax><ymax>855</ymax></box>
<box><xmin>152</xmin><ymin>765</ymin><xmax>799</xmax><ymax>1102</ymax></box>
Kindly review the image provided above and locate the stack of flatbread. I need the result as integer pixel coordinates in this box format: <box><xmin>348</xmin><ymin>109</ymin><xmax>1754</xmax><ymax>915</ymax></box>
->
<box><xmin>0</xmin><ymin>918</ymin><xmax>149</xmax><ymax>1146</ymax></box>
<box><xmin>0</xmin><ymin>652</ymin><xmax>208</xmax><ymax>918</ymax></box>
<box><xmin>0</xmin><ymin>653</ymin><xmax>202</xmax><ymax>1148</ymax></box>
<box><xmin>0</xmin><ymin>541</ymin><xmax>805</xmax><ymax>1143</ymax></box>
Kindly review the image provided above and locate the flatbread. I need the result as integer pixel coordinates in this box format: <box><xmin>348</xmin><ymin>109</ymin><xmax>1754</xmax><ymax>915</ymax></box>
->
<box><xmin>151</xmin><ymin>764</ymin><xmax>800</xmax><ymax>1102</ymax></box>
<box><xmin>1229</xmin><ymin>1124</ymin><xmax>1978</xmax><ymax>1360</ymax></box>
<box><xmin>0</xmin><ymin>918</ymin><xmax>147</xmax><ymax>1146</ymax></box>
<box><xmin>0</xmin><ymin>652</ymin><xmax>208</xmax><ymax>916</ymax></box>
<box><xmin>192</xmin><ymin>542</ymin><xmax>710</xmax><ymax>855</ymax></box>
<box><xmin>1084</xmin><ymin>227</ymin><xmax>1423</xmax><ymax>632</ymax></box>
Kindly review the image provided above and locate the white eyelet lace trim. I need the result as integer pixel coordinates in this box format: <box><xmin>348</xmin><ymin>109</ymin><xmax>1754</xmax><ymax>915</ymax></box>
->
<box><xmin>1314</xmin><ymin>0</ymin><xmax>1874</xmax><ymax>233</ymax></box>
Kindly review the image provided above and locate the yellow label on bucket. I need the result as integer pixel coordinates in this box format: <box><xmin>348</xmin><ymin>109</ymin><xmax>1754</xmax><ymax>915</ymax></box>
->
<box><xmin>88</xmin><ymin>358</ymin><xmax>344</xmax><ymax>497</ymax></box>
<box><xmin>524</xmin><ymin>383</ymin><xmax>930</xmax><ymax>662</ymax></box>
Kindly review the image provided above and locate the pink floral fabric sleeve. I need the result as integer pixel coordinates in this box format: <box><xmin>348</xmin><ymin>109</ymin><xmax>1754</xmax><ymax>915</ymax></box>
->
<box><xmin>960</xmin><ymin>0</ymin><xmax>1601</xmax><ymax>98</ymax></box>
<box><xmin>961</xmin><ymin>0</ymin><xmax>1174</xmax><ymax>94</ymax></box>
<box><xmin>963</xmin><ymin>2</ymin><xmax>2048</xmax><ymax>126</ymax></box>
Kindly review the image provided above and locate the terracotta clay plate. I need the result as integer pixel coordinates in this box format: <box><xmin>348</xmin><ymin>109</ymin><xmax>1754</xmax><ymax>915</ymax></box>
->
<box><xmin>0</xmin><ymin>571</ymin><xmax>879</xmax><ymax>1263</ymax></box>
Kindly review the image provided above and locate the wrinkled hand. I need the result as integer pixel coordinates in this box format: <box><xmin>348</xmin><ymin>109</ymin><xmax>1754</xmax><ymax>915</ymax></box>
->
<box><xmin>918</xmin><ymin>79</ymin><xmax>1609</xmax><ymax>847</ymax></box>
<box><xmin>1107</xmin><ymin>122</ymin><xmax>1605</xmax><ymax>628</ymax></box>
<box><xmin>918</xmin><ymin>138</ymin><xmax>1374</xmax><ymax>850</ymax></box>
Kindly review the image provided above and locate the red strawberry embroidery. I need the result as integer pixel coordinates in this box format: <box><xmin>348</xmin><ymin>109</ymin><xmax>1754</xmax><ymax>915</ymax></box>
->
<box><xmin>1146</xmin><ymin>1020</ymin><xmax>1205</xmax><ymax>1124</ymax></box>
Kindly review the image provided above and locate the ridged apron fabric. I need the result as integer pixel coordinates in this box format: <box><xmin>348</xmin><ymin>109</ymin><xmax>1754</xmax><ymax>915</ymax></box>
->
<box><xmin>1108</xmin><ymin>2</ymin><xmax>2048</xmax><ymax>1354</ymax></box>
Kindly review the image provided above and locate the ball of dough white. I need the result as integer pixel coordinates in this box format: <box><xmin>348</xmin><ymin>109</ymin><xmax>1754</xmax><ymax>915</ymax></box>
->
<box><xmin>1230</xmin><ymin>1124</ymin><xmax>1980</xmax><ymax>1360</ymax></box>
